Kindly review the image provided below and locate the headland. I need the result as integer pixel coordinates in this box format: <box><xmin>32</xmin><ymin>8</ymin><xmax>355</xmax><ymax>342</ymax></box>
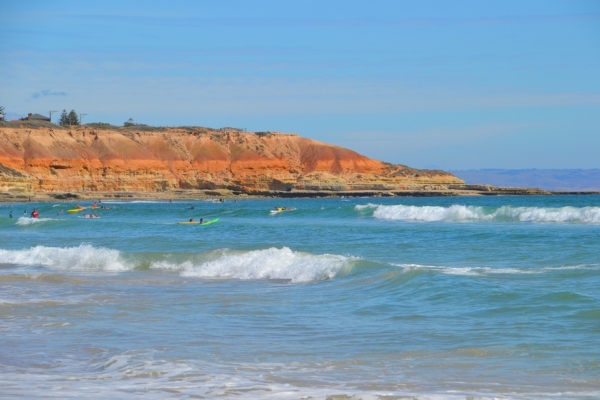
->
<box><xmin>0</xmin><ymin>123</ymin><xmax>555</xmax><ymax>201</ymax></box>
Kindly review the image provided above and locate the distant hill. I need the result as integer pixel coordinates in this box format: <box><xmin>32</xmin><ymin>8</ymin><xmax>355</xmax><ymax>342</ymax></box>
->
<box><xmin>452</xmin><ymin>169</ymin><xmax>600</xmax><ymax>192</ymax></box>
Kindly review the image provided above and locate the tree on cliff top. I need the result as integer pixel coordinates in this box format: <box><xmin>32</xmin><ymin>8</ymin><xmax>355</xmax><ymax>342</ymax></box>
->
<box><xmin>58</xmin><ymin>109</ymin><xmax>80</xmax><ymax>126</ymax></box>
<box><xmin>67</xmin><ymin>110</ymin><xmax>80</xmax><ymax>125</ymax></box>
<box><xmin>124</xmin><ymin>118</ymin><xmax>136</xmax><ymax>127</ymax></box>
<box><xmin>0</xmin><ymin>106</ymin><xmax>5</xmax><ymax>117</ymax></box>
<box><xmin>58</xmin><ymin>110</ymin><xmax>68</xmax><ymax>126</ymax></box>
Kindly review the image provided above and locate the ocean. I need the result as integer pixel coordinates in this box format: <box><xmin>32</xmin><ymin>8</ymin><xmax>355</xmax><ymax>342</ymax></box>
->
<box><xmin>1</xmin><ymin>195</ymin><xmax>599</xmax><ymax>399</ymax></box>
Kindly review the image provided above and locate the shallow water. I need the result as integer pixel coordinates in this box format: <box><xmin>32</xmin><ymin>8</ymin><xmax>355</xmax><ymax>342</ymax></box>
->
<box><xmin>1</xmin><ymin>196</ymin><xmax>599</xmax><ymax>399</ymax></box>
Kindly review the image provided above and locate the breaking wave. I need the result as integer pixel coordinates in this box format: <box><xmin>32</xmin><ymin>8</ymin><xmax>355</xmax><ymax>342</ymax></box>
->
<box><xmin>0</xmin><ymin>245</ymin><xmax>353</xmax><ymax>283</ymax></box>
<box><xmin>15</xmin><ymin>217</ymin><xmax>56</xmax><ymax>225</ymax></box>
<box><xmin>0</xmin><ymin>244</ymin><xmax>129</xmax><ymax>271</ymax></box>
<box><xmin>356</xmin><ymin>204</ymin><xmax>600</xmax><ymax>223</ymax></box>
<box><xmin>151</xmin><ymin>247</ymin><xmax>353</xmax><ymax>283</ymax></box>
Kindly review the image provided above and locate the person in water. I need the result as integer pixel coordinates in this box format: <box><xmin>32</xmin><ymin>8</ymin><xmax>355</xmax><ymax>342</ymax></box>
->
<box><xmin>92</xmin><ymin>202</ymin><xmax>97</xmax><ymax>208</ymax></box>
<box><xmin>9</xmin><ymin>211</ymin><xmax>13</xmax><ymax>218</ymax></box>
<box><xmin>31</xmin><ymin>209</ymin><xmax>39</xmax><ymax>218</ymax></box>
<box><xmin>189</xmin><ymin>205</ymin><xmax>195</xmax><ymax>210</ymax></box>
<box><xmin>23</xmin><ymin>210</ymin><xmax>27</xmax><ymax>216</ymax></box>
<box><xmin>189</xmin><ymin>218</ymin><xmax>195</xmax><ymax>223</ymax></box>
<box><xmin>76</xmin><ymin>204</ymin><xmax>83</xmax><ymax>210</ymax></box>
<box><xmin>200</xmin><ymin>218</ymin><xmax>204</xmax><ymax>224</ymax></box>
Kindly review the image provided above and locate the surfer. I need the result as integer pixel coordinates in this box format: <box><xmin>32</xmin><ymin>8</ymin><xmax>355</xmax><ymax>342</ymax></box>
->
<box><xmin>189</xmin><ymin>206</ymin><xmax>195</xmax><ymax>210</ymax></box>
<box><xmin>189</xmin><ymin>218</ymin><xmax>196</xmax><ymax>223</ymax></box>
<box><xmin>200</xmin><ymin>218</ymin><xmax>204</xmax><ymax>224</ymax></box>
<box><xmin>9</xmin><ymin>211</ymin><xmax>13</xmax><ymax>218</ymax></box>
<box><xmin>76</xmin><ymin>204</ymin><xmax>83</xmax><ymax>210</ymax></box>
<box><xmin>23</xmin><ymin>210</ymin><xmax>27</xmax><ymax>216</ymax></box>
<box><xmin>31</xmin><ymin>209</ymin><xmax>39</xmax><ymax>218</ymax></box>
<box><xmin>92</xmin><ymin>202</ymin><xmax>98</xmax><ymax>208</ymax></box>
<box><xmin>57</xmin><ymin>210</ymin><xmax>63</xmax><ymax>216</ymax></box>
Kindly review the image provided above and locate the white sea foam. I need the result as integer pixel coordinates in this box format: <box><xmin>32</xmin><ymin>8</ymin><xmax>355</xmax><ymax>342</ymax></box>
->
<box><xmin>15</xmin><ymin>216</ymin><xmax>56</xmax><ymax>225</ymax></box>
<box><xmin>357</xmin><ymin>204</ymin><xmax>600</xmax><ymax>223</ymax></box>
<box><xmin>354</xmin><ymin>203</ymin><xmax>378</xmax><ymax>210</ymax></box>
<box><xmin>0</xmin><ymin>244</ymin><xmax>131</xmax><ymax>271</ymax></box>
<box><xmin>151</xmin><ymin>247</ymin><xmax>352</xmax><ymax>283</ymax></box>
<box><xmin>0</xmin><ymin>353</ymin><xmax>592</xmax><ymax>399</ymax></box>
<box><xmin>0</xmin><ymin>245</ymin><xmax>351</xmax><ymax>282</ymax></box>
<box><xmin>395</xmin><ymin>263</ymin><xmax>597</xmax><ymax>276</ymax></box>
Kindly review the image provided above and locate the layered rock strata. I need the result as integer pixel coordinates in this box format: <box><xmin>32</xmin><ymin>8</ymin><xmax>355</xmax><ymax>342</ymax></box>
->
<box><xmin>0</xmin><ymin>126</ymin><xmax>463</xmax><ymax>194</ymax></box>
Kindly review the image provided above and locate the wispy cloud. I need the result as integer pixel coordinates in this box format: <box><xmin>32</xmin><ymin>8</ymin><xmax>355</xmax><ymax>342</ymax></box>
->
<box><xmin>30</xmin><ymin>89</ymin><xmax>67</xmax><ymax>100</ymax></box>
<box><xmin>52</xmin><ymin>13</ymin><xmax>600</xmax><ymax>29</ymax></box>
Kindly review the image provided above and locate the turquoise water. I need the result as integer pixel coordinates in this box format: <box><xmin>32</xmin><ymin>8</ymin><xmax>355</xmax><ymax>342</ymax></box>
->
<box><xmin>1</xmin><ymin>196</ymin><xmax>600</xmax><ymax>399</ymax></box>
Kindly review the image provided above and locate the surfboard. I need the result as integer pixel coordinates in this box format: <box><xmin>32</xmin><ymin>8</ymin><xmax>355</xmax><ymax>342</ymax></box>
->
<box><xmin>178</xmin><ymin>218</ymin><xmax>219</xmax><ymax>225</ymax></box>
<box><xmin>270</xmin><ymin>207</ymin><xmax>296</xmax><ymax>214</ymax></box>
<box><xmin>67</xmin><ymin>208</ymin><xmax>85</xmax><ymax>213</ymax></box>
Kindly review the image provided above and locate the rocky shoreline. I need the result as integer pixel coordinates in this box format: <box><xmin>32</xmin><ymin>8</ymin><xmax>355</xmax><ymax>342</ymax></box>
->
<box><xmin>2</xmin><ymin>185</ymin><xmax>597</xmax><ymax>203</ymax></box>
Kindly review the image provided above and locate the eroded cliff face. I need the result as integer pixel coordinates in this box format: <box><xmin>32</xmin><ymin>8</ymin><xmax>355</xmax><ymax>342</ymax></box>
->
<box><xmin>0</xmin><ymin>127</ymin><xmax>463</xmax><ymax>193</ymax></box>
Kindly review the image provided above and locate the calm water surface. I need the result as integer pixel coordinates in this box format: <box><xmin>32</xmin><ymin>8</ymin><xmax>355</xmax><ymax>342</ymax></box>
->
<box><xmin>1</xmin><ymin>196</ymin><xmax>599</xmax><ymax>399</ymax></box>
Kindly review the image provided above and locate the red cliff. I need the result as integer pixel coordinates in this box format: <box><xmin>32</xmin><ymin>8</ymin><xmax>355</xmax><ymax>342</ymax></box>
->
<box><xmin>0</xmin><ymin>126</ymin><xmax>463</xmax><ymax>194</ymax></box>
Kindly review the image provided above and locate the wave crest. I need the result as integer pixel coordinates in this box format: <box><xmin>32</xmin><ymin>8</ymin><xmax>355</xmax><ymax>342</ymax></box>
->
<box><xmin>357</xmin><ymin>204</ymin><xmax>600</xmax><ymax>223</ymax></box>
<box><xmin>152</xmin><ymin>247</ymin><xmax>352</xmax><ymax>283</ymax></box>
<box><xmin>0</xmin><ymin>245</ymin><xmax>352</xmax><ymax>283</ymax></box>
<box><xmin>0</xmin><ymin>244</ymin><xmax>130</xmax><ymax>271</ymax></box>
<box><xmin>16</xmin><ymin>217</ymin><xmax>56</xmax><ymax>225</ymax></box>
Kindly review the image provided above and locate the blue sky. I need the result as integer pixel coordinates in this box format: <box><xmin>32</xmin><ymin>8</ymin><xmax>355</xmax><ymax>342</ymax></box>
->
<box><xmin>1</xmin><ymin>0</ymin><xmax>599</xmax><ymax>169</ymax></box>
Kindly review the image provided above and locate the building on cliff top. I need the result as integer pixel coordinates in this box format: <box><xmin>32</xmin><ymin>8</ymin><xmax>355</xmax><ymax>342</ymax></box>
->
<box><xmin>27</xmin><ymin>113</ymin><xmax>50</xmax><ymax>121</ymax></box>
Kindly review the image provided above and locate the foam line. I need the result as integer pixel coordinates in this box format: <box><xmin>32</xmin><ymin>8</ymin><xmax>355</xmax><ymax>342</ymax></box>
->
<box><xmin>357</xmin><ymin>204</ymin><xmax>600</xmax><ymax>223</ymax></box>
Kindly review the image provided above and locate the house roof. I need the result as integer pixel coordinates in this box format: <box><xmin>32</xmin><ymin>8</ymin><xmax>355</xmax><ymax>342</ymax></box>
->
<box><xmin>30</xmin><ymin>113</ymin><xmax>50</xmax><ymax>120</ymax></box>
